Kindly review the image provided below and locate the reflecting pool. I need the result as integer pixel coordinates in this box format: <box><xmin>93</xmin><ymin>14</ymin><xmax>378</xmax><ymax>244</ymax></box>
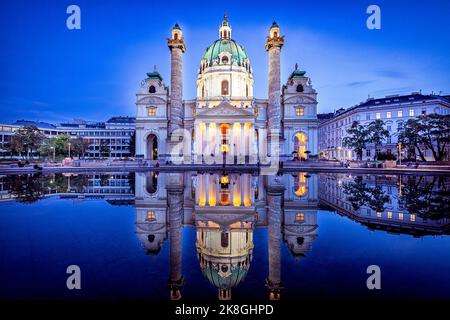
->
<box><xmin>0</xmin><ymin>172</ymin><xmax>449</xmax><ymax>300</ymax></box>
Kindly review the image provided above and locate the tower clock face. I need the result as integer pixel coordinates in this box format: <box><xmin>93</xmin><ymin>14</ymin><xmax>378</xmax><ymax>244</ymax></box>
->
<box><xmin>0</xmin><ymin>0</ymin><xmax>449</xmax><ymax>313</ymax></box>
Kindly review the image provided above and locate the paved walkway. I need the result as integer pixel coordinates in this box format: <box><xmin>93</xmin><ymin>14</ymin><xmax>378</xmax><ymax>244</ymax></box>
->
<box><xmin>1</xmin><ymin>163</ymin><xmax>449</xmax><ymax>175</ymax></box>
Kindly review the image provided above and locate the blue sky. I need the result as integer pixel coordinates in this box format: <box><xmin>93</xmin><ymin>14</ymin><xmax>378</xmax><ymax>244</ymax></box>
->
<box><xmin>0</xmin><ymin>0</ymin><xmax>449</xmax><ymax>123</ymax></box>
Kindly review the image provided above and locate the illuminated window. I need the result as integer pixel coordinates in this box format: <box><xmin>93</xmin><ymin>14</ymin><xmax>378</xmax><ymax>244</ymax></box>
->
<box><xmin>146</xmin><ymin>211</ymin><xmax>156</xmax><ymax>221</ymax></box>
<box><xmin>397</xmin><ymin>110</ymin><xmax>403</xmax><ymax>117</ymax></box>
<box><xmin>375</xmin><ymin>112</ymin><xmax>381</xmax><ymax>119</ymax></box>
<box><xmin>147</xmin><ymin>107</ymin><xmax>157</xmax><ymax>117</ymax></box>
<box><xmin>410</xmin><ymin>214</ymin><xmax>416</xmax><ymax>222</ymax></box>
<box><xmin>398</xmin><ymin>213</ymin><xmax>403</xmax><ymax>220</ymax></box>
<box><xmin>386</xmin><ymin>111</ymin><xmax>392</xmax><ymax>118</ymax></box>
<box><xmin>221</xmin><ymin>80</ymin><xmax>229</xmax><ymax>95</ymax></box>
<box><xmin>409</xmin><ymin>109</ymin><xmax>414</xmax><ymax>116</ymax></box>
<box><xmin>295</xmin><ymin>213</ymin><xmax>305</xmax><ymax>222</ymax></box>
<box><xmin>296</xmin><ymin>107</ymin><xmax>305</xmax><ymax>116</ymax></box>
<box><xmin>376</xmin><ymin>211</ymin><xmax>382</xmax><ymax>217</ymax></box>
<box><xmin>387</xmin><ymin>211</ymin><xmax>392</xmax><ymax>219</ymax></box>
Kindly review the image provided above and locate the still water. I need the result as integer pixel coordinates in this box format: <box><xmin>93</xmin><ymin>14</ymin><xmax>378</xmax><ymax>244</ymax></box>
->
<box><xmin>0</xmin><ymin>171</ymin><xmax>449</xmax><ymax>300</ymax></box>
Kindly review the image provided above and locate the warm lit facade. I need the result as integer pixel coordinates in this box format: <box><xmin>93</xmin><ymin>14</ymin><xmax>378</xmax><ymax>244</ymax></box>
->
<box><xmin>135</xmin><ymin>16</ymin><xmax>319</xmax><ymax>163</ymax></box>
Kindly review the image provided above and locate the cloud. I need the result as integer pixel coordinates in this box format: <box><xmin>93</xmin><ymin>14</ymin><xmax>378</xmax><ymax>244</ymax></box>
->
<box><xmin>346</xmin><ymin>80</ymin><xmax>376</xmax><ymax>87</ymax></box>
<box><xmin>375</xmin><ymin>69</ymin><xmax>408</xmax><ymax>79</ymax></box>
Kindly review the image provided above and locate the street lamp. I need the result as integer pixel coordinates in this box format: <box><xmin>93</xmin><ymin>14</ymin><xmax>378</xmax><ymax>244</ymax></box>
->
<box><xmin>397</xmin><ymin>143</ymin><xmax>402</xmax><ymax>166</ymax></box>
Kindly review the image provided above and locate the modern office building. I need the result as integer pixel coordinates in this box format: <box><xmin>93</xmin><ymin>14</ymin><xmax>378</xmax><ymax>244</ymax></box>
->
<box><xmin>0</xmin><ymin>116</ymin><xmax>135</xmax><ymax>159</ymax></box>
<box><xmin>318</xmin><ymin>93</ymin><xmax>450</xmax><ymax>161</ymax></box>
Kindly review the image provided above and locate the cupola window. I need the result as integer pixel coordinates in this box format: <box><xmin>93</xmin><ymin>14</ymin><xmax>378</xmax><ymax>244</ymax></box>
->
<box><xmin>149</xmin><ymin>85</ymin><xmax>156</xmax><ymax>93</ymax></box>
<box><xmin>221</xmin><ymin>80</ymin><xmax>229</xmax><ymax>95</ymax></box>
<box><xmin>221</xmin><ymin>56</ymin><xmax>229</xmax><ymax>64</ymax></box>
<box><xmin>296</xmin><ymin>84</ymin><xmax>304</xmax><ymax>93</ymax></box>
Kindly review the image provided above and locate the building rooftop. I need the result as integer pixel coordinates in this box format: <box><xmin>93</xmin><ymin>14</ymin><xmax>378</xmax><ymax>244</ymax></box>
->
<box><xmin>106</xmin><ymin>116</ymin><xmax>136</xmax><ymax>124</ymax></box>
<box><xmin>320</xmin><ymin>93</ymin><xmax>450</xmax><ymax>123</ymax></box>
<box><xmin>12</xmin><ymin>120</ymin><xmax>56</xmax><ymax>129</ymax></box>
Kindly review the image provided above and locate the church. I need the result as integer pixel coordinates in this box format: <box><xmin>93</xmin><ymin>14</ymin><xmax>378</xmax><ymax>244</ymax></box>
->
<box><xmin>135</xmin><ymin>15</ymin><xmax>319</xmax><ymax>163</ymax></box>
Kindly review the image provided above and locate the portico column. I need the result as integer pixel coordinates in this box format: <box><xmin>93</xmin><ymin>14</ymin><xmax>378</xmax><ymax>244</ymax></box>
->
<box><xmin>250</xmin><ymin>125</ymin><xmax>257</xmax><ymax>163</ymax></box>
<box><xmin>229</xmin><ymin>124</ymin><xmax>235</xmax><ymax>164</ymax></box>
<box><xmin>216</xmin><ymin>124</ymin><xmax>221</xmax><ymax>161</ymax></box>
<box><xmin>205</xmin><ymin>123</ymin><xmax>210</xmax><ymax>158</ymax></box>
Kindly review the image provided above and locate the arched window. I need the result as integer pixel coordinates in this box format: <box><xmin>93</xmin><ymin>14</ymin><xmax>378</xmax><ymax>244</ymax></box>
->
<box><xmin>174</xmin><ymin>33</ymin><xmax>178</xmax><ymax>40</ymax></box>
<box><xmin>273</xmin><ymin>31</ymin><xmax>278</xmax><ymax>38</ymax></box>
<box><xmin>201</xmin><ymin>85</ymin><xmax>205</xmax><ymax>98</ymax></box>
<box><xmin>221</xmin><ymin>80</ymin><xmax>229</xmax><ymax>95</ymax></box>
<box><xmin>246</xmin><ymin>85</ymin><xmax>249</xmax><ymax>97</ymax></box>
<box><xmin>296</xmin><ymin>84</ymin><xmax>304</xmax><ymax>93</ymax></box>
<box><xmin>149</xmin><ymin>85</ymin><xmax>156</xmax><ymax>93</ymax></box>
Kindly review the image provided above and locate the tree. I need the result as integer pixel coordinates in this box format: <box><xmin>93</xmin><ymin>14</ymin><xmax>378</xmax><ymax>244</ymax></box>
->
<box><xmin>99</xmin><ymin>139</ymin><xmax>110</xmax><ymax>158</ymax></box>
<box><xmin>342</xmin><ymin>121</ymin><xmax>368</xmax><ymax>160</ymax></box>
<box><xmin>419</xmin><ymin>114</ymin><xmax>450</xmax><ymax>161</ymax></box>
<box><xmin>70</xmin><ymin>137</ymin><xmax>89</xmax><ymax>158</ymax></box>
<box><xmin>39</xmin><ymin>135</ymin><xmax>71</xmax><ymax>160</ymax></box>
<box><xmin>9</xmin><ymin>126</ymin><xmax>45</xmax><ymax>159</ymax></box>
<box><xmin>398</xmin><ymin>114</ymin><xmax>450</xmax><ymax>161</ymax></box>
<box><xmin>367</xmin><ymin>119</ymin><xmax>389</xmax><ymax>160</ymax></box>
<box><xmin>398</xmin><ymin>118</ymin><xmax>426</xmax><ymax>161</ymax></box>
<box><xmin>343</xmin><ymin>176</ymin><xmax>390</xmax><ymax>212</ymax></box>
<box><xmin>128</xmin><ymin>132</ymin><xmax>136</xmax><ymax>157</ymax></box>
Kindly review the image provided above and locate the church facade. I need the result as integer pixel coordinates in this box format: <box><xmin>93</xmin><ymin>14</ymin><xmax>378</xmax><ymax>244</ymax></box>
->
<box><xmin>135</xmin><ymin>16</ymin><xmax>319</xmax><ymax>163</ymax></box>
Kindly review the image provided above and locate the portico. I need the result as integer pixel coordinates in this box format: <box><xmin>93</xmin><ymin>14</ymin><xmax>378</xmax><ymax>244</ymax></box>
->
<box><xmin>193</xmin><ymin>102</ymin><xmax>257</xmax><ymax>164</ymax></box>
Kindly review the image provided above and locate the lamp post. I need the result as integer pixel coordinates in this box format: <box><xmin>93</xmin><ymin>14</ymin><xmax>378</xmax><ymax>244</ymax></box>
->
<box><xmin>397</xmin><ymin>143</ymin><xmax>402</xmax><ymax>166</ymax></box>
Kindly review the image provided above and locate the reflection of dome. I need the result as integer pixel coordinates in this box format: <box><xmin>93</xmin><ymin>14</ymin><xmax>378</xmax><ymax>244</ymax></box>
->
<box><xmin>196</xmin><ymin>219</ymin><xmax>254</xmax><ymax>300</ymax></box>
<box><xmin>201</xmin><ymin>259</ymin><xmax>250</xmax><ymax>290</ymax></box>
<box><xmin>202</xmin><ymin>39</ymin><xmax>249</xmax><ymax>68</ymax></box>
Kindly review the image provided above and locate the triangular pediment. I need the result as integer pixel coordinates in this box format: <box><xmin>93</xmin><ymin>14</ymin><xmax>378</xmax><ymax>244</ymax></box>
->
<box><xmin>196</xmin><ymin>101</ymin><xmax>255</xmax><ymax>118</ymax></box>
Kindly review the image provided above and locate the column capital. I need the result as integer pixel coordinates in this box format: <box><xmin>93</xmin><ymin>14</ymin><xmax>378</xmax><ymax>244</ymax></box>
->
<box><xmin>265</xmin><ymin>37</ymin><xmax>284</xmax><ymax>51</ymax></box>
<box><xmin>168</xmin><ymin>38</ymin><xmax>186</xmax><ymax>53</ymax></box>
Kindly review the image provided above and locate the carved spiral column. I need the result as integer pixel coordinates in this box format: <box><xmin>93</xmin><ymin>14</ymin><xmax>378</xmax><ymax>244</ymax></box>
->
<box><xmin>167</xmin><ymin>173</ymin><xmax>184</xmax><ymax>300</ymax></box>
<box><xmin>265</xmin><ymin>23</ymin><xmax>284</xmax><ymax>138</ymax></box>
<box><xmin>167</xmin><ymin>24</ymin><xmax>186</xmax><ymax>137</ymax></box>
<box><xmin>266</xmin><ymin>184</ymin><xmax>285</xmax><ymax>300</ymax></box>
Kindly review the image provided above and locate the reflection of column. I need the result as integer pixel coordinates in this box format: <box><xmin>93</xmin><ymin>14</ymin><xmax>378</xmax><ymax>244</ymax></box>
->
<box><xmin>241</xmin><ymin>123</ymin><xmax>245</xmax><ymax>158</ymax></box>
<box><xmin>167</xmin><ymin>175</ymin><xmax>184</xmax><ymax>300</ymax></box>
<box><xmin>266</xmin><ymin>184</ymin><xmax>285</xmax><ymax>300</ymax></box>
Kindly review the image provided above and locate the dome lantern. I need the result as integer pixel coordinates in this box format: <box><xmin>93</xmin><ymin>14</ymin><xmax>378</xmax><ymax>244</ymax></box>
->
<box><xmin>219</xmin><ymin>12</ymin><xmax>232</xmax><ymax>39</ymax></box>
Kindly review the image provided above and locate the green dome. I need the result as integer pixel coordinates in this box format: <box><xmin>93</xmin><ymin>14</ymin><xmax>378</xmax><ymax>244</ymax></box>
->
<box><xmin>201</xmin><ymin>262</ymin><xmax>249</xmax><ymax>289</ymax></box>
<box><xmin>202</xmin><ymin>39</ymin><xmax>249</xmax><ymax>67</ymax></box>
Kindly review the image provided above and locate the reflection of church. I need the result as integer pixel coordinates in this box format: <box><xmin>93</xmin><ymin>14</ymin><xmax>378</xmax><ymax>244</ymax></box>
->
<box><xmin>134</xmin><ymin>171</ymin><xmax>319</xmax><ymax>300</ymax></box>
<box><xmin>133</xmin><ymin>171</ymin><xmax>450</xmax><ymax>300</ymax></box>
<box><xmin>135</xmin><ymin>15</ymin><xmax>319</xmax><ymax>162</ymax></box>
